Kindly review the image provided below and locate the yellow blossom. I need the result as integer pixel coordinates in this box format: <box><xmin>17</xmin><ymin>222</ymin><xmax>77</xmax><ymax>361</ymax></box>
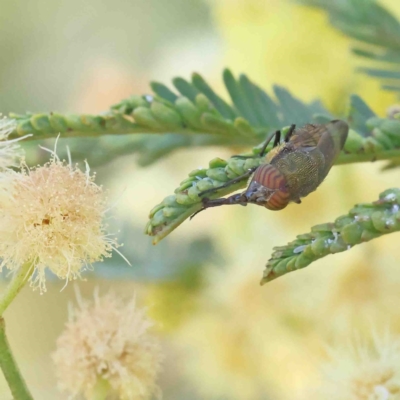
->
<box><xmin>52</xmin><ymin>290</ymin><xmax>163</xmax><ymax>400</ymax></box>
<box><xmin>0</xmin><ymin>158</ymin><xmax>119</xmax><ymax>292</ymax></box>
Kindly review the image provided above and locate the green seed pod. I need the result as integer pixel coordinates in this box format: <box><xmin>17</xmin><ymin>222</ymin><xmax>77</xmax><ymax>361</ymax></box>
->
<box><xmin>30</xmin><ymin>114</ymin><xmax>52</xmax><ymax>133</ymax></box>
<box><xmin>370</xmin><ymin>211</ymin><xmax>391</xmax><ymax>232</ymax></box>
<box><xmin>361</xmin><ymin>230</ymin><xmax>382</xmax><ymax>241</ymax></box>
<box><xmin>294</xmin><ymin>254</ymin><xmax>313</xmax><ymax>269</ymax></box>
<box><xmin>187</xmin><ymin>185</ymin><xmax>201</xmax><ymax>201</ymax></box>
<box><xmin>151</xmin><ymin>101</ymin><xmax>184</xmax><ymax>129</ymax></box>
<box><xmin>244</xmin><ymin>158</ymin><xmax>262</xmax><ymax>170</ymax></box>
<box><xmin>334</xmin><ymin>215</ymin><xmax>354</xmax><ymax>229</ymax></box>
<box><xmin>178</xmin><ymin>176</ymin><xmax>197</xmax><ymax>186</ymax></box>
<box><xmin>175</xmin><ymin>192</ymin><xmax>193</xmax><ymax>205</ymax></box>
<box><xmin>175</xmin><ymin>180</ymin><xmax>195</xmax><ymax>193</ymax></box>
<box><xmin>163</xmin><ymin>195</ymin><xmax>181</xmax><ymax>207</ymax></box>
<box><xmin>341</xmin><ymin>222</ymin><xmax>363</xmax><ymax>244</ymax></box>
<box><xmin>378</xmin><ymin>188</ymin><xmax>400</xmax><ymax>203</ymax></box>
<box><xmin>380</xmin><ymin>119</ymin><xmax>400</xmax><ymax>137</ymax></box>
<box><xmin>209</xmin><ymin>157</ymin><xmax>228</xmax><ymax>169</ymax></box>
<box><xmin>227</xmin><ymin>158</ymin><xmax>245</xmax><ymax>176</ymax></box>
<box><xmin>371</xmin><ymin>128</ymin><xmax>395</xmax><ymax>150</ymax></box>
<box><xmin>149</xmin><ymin>203</ymin><xmax>166</xmax><ymax>218</ymax></box>
<box><xmin>133</xmin><ymin>107</ymin><xmax>164</xmax><ymax>130</ymax></box>
<box><xmin>56</xmin><ymin>114</ymin><xmax>84</xmax><ymax>131</ymax></box>
<box><xmin>48</xmin><ymin>113</ymin><xmax>69</xmax><ymax>132</ymax></box>
<box><xmin>297</xmin><ymin>232</ymin><xmax>315</xmax><ymax>240</ymax></box>
<box><xmin>196</xmin><ymin>179</ymin><xmax>214</xmax><ymax>192</ymax></box>
<box><xmin>311</xmin><ymin>238</ymin><xmax>331</xmax><ymax>256</ymax></box>
<box><xmin>311</xmin><ymin>223</ymin><xmax>335</xmax><ymax>233</ymax></box>
<box><xmin>343</xmin><ymin>129</ymin><xmax>364</xmax><ymax>153</ymax></box>
<box><xmin>234</xmin><ymin>117</ymin><xmax>257</xmax><ymax>137</ymax></box>
<box><xmin>152</xmin><ymin>209</ymin><xmax>166</xmax><ymax>227</ymax></box>
<box><xmin>111</xmin><ymin>95</ymin><xmax>149</xmax><ymax>114</ymax></box>
<box><xmin>15</xmin><ymin>119</ymin><xmax>36</xmax><ymax>136</ymax></box>
<box><xmin>195</xmin><ymin>93</ymin><xmax>215</xmax><ymax>113</ymax></box>
<box><xmin>363</xmin><ymin>137</ymin><xmax>384</xmax><ymax>153</ymax></box>
<box><xmin>174</xmin><ymin>97</ymin><xmax>203</xmax><ymax>129</ymax></box>
<box><xmin>206</xmin><ymin>167</ymin><xmax>230</xmax><ymax>182</ymax></box>
<box><xmin>329</xmin><ymin>235</ymin><xmax>348</xmax><ymax>253</ymax></box>
<box><xmin>163</xmin><ymin>207</ymin><xmax>185</xmax><ymax>218</ymax></box>
<box><xmin>365</xmin><ymin>116</ymin><xmax>382</xmax><ymax>130</ymax></box>
<box><xmin>201</xmin><ymin>113</ymin><xmax>237</xmax><ymax>135</ymax></box>
<box><xmin>285</xmin><ymin>256</ymin><xmax>298</xmax><ymax>272</ymax></box>
<box><xmin>302</xmin><ymin>245</ymin><xmax>316</xmax><ymax>258</ymax></box>
<box><xmin>188</xmin><ymin>168</ymin><xmax>207</xmax><ymax>178</ymax></box>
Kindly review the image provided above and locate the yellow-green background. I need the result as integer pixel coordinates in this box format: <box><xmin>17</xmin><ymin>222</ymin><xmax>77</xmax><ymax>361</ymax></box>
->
<box><xmin>1</xmin><ymin>0</ymin><xmax>400</xmax><ymax>398</ymax></box>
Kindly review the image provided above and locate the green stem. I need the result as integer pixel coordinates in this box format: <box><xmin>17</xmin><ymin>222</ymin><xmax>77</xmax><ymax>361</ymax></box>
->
<box><xmin>0</xmin><ymin>262</ymin><xmax>33</xmax><ymax>316</ymax></box>
<box><xmin>0</xmin><ymin>318</ymin><xmax>34</xmax><ymax>400</ymax></box>
<box><xmin>336</xmin><ymin>149</ymin><xmax>400</xmax><ymax>165</ymax></box>
<box><xmin>90</xmin><ymin>378</ymin><xmax>111</xmax><ymax>400</ymax></box>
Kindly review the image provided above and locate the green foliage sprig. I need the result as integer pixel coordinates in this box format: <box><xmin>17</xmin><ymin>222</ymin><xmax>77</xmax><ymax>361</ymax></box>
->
<box><xmin>10</xmin><ymin>69</ymin><xmax>328</xmax><ymax>166</ymax></box>
<box><xmin>300</xmin><ymin>0</ymin><xmax>400</xmax><ymax>93</ymax></box>
<box><xmin>8</xmin><ymin>67</ymin><xmax>400</xmax><ymax>284</ymax></box>
<box><xmin>261</xmin><ymin>188</ymin><xmax>400</xmax><ymax>284</ymax></box>
<box><xmin>145</xmin><ymin>94</ymin><xmax>400</xmax><ymax>244</ymax></box>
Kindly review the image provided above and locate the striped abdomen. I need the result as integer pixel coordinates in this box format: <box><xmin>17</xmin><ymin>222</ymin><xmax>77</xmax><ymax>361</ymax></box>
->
<box><xmin>249</xmin><ymin>164</ymin><xmax>290</xmax><ymax>210</ymax></box>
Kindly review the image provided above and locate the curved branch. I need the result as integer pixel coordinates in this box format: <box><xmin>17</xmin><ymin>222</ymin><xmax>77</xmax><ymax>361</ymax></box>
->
<box><xmin>261</xmin><ymin>188</ymin><xmax>400</xmax><ymax>284</ymax></box>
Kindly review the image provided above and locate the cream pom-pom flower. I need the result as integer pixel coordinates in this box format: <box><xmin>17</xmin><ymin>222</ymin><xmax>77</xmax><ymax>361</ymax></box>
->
<box><xmin>319</xmin><ymin>332</ymin><xmax>400</xmax><ymax>399</ymax></box>
<box><xmin>0</xmin><ymin>117</ymin><xmax>28</xmax><ymax>170</ymax></box>
<box><xmin>0</xmin><ymin>156</ymin><xmax>122</xmax><ymax>292</ymax></box>
<box><xmin>52</xmin><ymin>290</ymin><xmax>163</xmax><ymax>400</ymax></box>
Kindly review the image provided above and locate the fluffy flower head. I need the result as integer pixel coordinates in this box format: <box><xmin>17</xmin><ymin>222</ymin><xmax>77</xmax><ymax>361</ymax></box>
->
<box><xmin>52</xmin><ymin>291</ymin><xmax>163</xmax><ymax>400</ymax></box>
<box><xmin>0</xmin><ymin>117</ymin><xmax>25</xmax><ymax>169</ymax></box>
<box><xmin>0</xmin><ymin>157</ymin><xmax>118</xmax><ymax>291</ymax></box>
<box><xmin>320</xmin><ymin>333</ymin><xmax>400</xmax><ymax>399</ymax></box>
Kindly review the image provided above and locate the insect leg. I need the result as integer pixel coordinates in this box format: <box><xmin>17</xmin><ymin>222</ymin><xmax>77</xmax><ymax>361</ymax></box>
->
<box><xmin>272</xmin><ymin>130</ymin><xmax>281</xmax><ymax>147</ymax></box>
<box><xmin>284</xmin><ymin>124</ymin><xmax>296</xmax><ymax>142</ymax></box>
<box><xmin>231</xmin><ymin>129</ymin><xmax>281</xmax><ymax>159</ymax></box>
<box><xmin>190</xmin><ymin>193</ymin><xmax>248</xmax><ymax>220</ymax></box>
<box><xmin>259</xmin><ymin>130</ymin><xmax>280</xmax><ymax>157</ymax></box>
<box><xmin>198</xmin><ymin>168</ymin><xmax>257</xmax><ymax>197</ymax></box>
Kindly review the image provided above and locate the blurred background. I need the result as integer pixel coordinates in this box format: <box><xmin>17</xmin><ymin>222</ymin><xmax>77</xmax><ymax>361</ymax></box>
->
<box><xmin>1</xmin><ymin>0</ymin><xmax>400</xmax><ymax>398</ymax></box>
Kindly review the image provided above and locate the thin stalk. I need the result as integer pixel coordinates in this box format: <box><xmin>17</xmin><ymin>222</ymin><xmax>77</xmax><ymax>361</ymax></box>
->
<box><xmin>336</xmin><ymin>149</ymin><xmax>400</xmax><ymax>165</ymax></box>
<box><xmin>0</xmin><ymin>318</ymin><xmax>34</xmax><ymax>400</ymax></box>
<box><xmin>91</xmin><ymin>378</ymin><xmax>112</xmax><ymax>400</ymax></box>
<box><xmin>0</xmin><ymin>262</ymin><xmax>33</xmax><ymax>316</ymax></box>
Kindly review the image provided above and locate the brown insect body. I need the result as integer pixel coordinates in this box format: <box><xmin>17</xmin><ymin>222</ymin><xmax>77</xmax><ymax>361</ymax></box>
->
<box><xmin>193</xmin><ymin>120</ymin><xmax>348</xmax><ymax>216</ymax></box>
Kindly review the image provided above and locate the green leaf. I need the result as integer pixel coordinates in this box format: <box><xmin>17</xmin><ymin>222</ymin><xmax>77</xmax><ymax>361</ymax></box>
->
<box><xmin>150</xmin><ymin>82</ymin><xmax>179</xmax><ymax>103</ymax></box>
<box><xmin>191</xmin><ymin>72</ymin><xmax>238</xmax><ymax>120</ymax></box>
<box><xmin>172</xmin><ymin>77</ymin><xmax>200</xmax><ymax>102</ymax></box>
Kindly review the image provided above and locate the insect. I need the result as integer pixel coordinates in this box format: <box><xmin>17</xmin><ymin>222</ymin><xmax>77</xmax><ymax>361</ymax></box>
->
<box><xmin>191</xmin><ymin>120</ymin><xmax>348</xmax><ymax>218</ymax></box>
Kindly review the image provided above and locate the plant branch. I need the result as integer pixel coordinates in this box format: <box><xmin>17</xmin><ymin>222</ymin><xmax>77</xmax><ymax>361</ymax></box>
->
<box><xmin>146</xmin><ymin>118</ymin><xmax>400</xmax><ymax>243</ymax></box>
<box><xmin>0</xmin><ymin>318</ymin><xmax>34</xmax><ymax>400</ymax></box>
<box><xmin>0</xmin><ymin>262</ymin><xmax>33</xmax><ymax>316</ymax></box>
<box><xmin>261</xmin><ymin>188</ymin><xmax>400</xmax><ymax>284</ymax></box>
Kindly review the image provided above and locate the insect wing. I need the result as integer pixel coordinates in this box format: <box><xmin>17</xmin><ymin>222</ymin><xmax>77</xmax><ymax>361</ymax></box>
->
<box><xmin>288</xmin><ymin>124</ymin><xmax>322</xmax><ymax>148</ymax></box>
<box><xmin>288</xmin><ymin>120</ymin><xmax>348</xmax><ymax>178</ymax></box>
<box><xmin>316</xmin><ymin>120</ymin><xmax>348</xmax><ymax>178</ymax></box>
